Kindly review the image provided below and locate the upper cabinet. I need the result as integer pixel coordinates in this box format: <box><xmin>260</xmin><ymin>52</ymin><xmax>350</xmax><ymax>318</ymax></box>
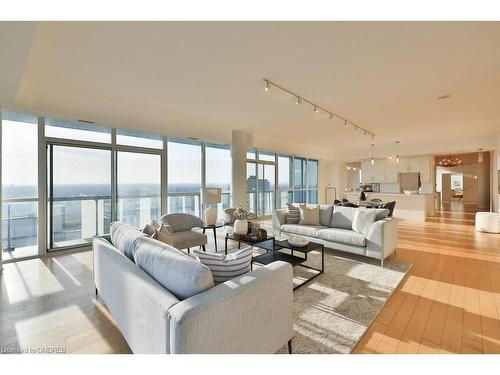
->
<box><xmin>360</xmin><ymin>155</ymin><xmax>431</xmax><ymax>184</ymax></box>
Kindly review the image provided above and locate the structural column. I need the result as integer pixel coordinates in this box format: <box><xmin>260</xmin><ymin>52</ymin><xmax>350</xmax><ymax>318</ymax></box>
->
<box><xmin>231</xmin><ymin>130</ymin><xmax>252</xmax><ymax>208</ymax></box>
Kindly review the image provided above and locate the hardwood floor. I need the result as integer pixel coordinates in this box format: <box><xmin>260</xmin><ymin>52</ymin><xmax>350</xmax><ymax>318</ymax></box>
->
<box><xmin>1</xmin><ymin>205</ymin><xmax>499</xmax><ymax>354</ymax></box>
<box><xmin>354</xmin><ymin>203</ymin><xmax>500</xmax><ymax>354</ymax></box>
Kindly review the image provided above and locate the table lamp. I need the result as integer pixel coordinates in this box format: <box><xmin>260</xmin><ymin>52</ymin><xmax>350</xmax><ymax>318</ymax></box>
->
<box><xmin>200</xmin><ymin>188</ymin><xmax>221</xmax><ymax>225</ymax></box>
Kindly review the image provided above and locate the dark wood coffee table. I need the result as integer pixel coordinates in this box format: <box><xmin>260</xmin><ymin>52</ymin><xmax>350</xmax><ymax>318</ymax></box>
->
<box><xmin>252</xmin><ymin>239</ymin><xmax>324</xmax><ymax>290</ymax></box>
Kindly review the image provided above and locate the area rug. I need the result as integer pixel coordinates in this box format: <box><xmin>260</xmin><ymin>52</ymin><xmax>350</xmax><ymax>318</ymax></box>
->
<box><xmin>253</xmin><ymin>247</ymin><xmax>412</xmax><ymax>354</ymax></box>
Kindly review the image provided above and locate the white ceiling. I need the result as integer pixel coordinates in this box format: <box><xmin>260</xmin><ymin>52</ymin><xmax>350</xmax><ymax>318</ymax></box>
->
<box><xmin>2</xmin><ymin>21</ymin><xmax>500</xmax><ymax>160</ymax></box>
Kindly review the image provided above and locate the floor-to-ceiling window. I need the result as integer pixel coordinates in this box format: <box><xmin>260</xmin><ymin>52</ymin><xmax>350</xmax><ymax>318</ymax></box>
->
<box><xmin>48</xmin><ymin>145</ymin><xmax>111</xmax><ymax>249</ymax></box>
<box><xmin>307</xmin><ymin>159</ymin><xmax>319</xmax><ymax>204</ymax></box>
<box><xmin>117</xmin><ymin>152</ymin><xmax>161</xmax><ymax>228</ymax></box>
<box><xmin>1</xmin><ymin>112</ymin><xmax>39</xmax><ymax>260</ymax></box>
<box><xmin>167</xmin><ymin>138</ymin><xmax>202</xmax><ymax>216</ymax></box>
<box><xmin>205</xmin><ymin>143</ymin><xmax>231</xmax><ymax>216</ymax></box>
<box><xmin>246</xmin><ymin>150</ymin><xmax>276</xmax><ymax>216</ymax></box>
<box><xmin>278</xmin><ymin>154</ymin><xmax>293</xmax><ymax>208</ymax></box>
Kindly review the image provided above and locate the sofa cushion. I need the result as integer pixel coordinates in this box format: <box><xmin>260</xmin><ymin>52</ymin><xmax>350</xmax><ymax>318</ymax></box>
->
<box><xmin>133</xmin><ymin>236</ymin><xmax>214</xmax><ymax>300</ymax></box>
<box><xmin>110</xmin><ymin>221</ymin><xmax>146</xmax><ymax>261</ymax></box>
<box><xmin>330</xmin><ymin>205</ymin><xmax>357</xmax><ymax>229</ymax></box>
<box><xmin>316</xmin><ymin>228</ymin><xmax>367</xmax><ymax>247</ymax></box>
<box><xmin>286</xmin><ymin>203</ymin><xmax>300</xmax><ymax>224</ymax></box>
<box><xmin>299</xmin><ymin>204</ymin><xmax>320</xmax><ymax>226</ymax></box>
<box><xmin>173</xmin><ymin>230</ymin><xmax>208</xmax><ymax>249</ymax></box>
<box><xmin>281</xmin><ymin>224</ymin><xmax>326</xmax><ymax>237</ymax></box>
<box><xmin>353</xmin><ymin>209</ymin><xmax>377</xmax><ymax>235</ymax></box>
<box><xmin>193</xmin><ymin>245</ymin><xmax>253</xmax><ymax>284</ymax></box>
<box><xmin>319</xmin><ymin>205</ymin><xmax>334</xmax><ymax>226</ymax></box>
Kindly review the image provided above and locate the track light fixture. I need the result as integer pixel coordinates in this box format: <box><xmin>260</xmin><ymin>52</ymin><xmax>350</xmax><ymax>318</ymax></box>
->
<box><xmin>262</xmin><ymin>78</ymin><xmax>375</xmax><ymax>138</ymax></box>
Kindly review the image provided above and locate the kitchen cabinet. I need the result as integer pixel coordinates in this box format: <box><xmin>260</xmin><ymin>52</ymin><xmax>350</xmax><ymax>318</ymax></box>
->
<box><xmin>360</xmin><ymin>155</ymin><xmax>431</xmax><ymax>184</ymax></box>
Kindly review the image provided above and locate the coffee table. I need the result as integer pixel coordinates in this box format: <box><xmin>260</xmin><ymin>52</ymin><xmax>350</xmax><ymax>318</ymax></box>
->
<box><xmin>252</xmin><ymin>239</ymin><xmax>324</xmax><ymax>290</ymax></box>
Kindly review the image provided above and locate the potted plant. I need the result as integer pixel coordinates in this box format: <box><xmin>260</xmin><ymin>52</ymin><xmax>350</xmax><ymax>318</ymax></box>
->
<box><xmin>233</xmin><ymin>207</ymin><xmax>257</xmax><ymax>235</ymax></box>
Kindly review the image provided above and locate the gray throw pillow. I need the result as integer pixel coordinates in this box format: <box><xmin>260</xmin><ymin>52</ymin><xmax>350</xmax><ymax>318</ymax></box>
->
<box><xmin>286</xmin><ymin>203</ymin><xmax>300</xmax><ymax>224</ymax></box>
<box><xmin>133</xmin><ymin>236</ymin><xmax>214</xmax><ymax>300</ymax></box>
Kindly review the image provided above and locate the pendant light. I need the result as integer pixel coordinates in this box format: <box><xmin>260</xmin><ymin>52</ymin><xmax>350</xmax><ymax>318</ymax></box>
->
<box><xmin>396</xmin><ymin>141</ymin><xmax>400</xmax><ymax>163</ymax></box>
<box><xmin>371</xmin><ymin>144</ymin><xmax>375</xmax><ymax>165</ymax></box>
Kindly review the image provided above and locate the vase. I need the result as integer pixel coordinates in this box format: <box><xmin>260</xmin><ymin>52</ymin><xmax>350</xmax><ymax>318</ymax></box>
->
<box><xmin>204</xmin><ymin>206</ymin><xmax>218</xmax><ymax>225</ymax></box>
<box><xmin>234</xmin><ymin>219</ymin><xmax>248</xmax><ymax>235</ymax></box>
<box><xmin>359</xmin><ymin>190</ymin><xmax>366</xmax><ymax>201</ymax></box>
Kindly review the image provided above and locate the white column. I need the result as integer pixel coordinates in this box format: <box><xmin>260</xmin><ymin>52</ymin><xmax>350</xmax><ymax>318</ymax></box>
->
<box><xmin>231</xmin><ymin>130</ymin><xmax>252</xmax><ymax>208</ymax></box>
<box><xmin>0</xmin><ymin>108</ymin><xmax>3</xmax><ymax>271</ymax></box>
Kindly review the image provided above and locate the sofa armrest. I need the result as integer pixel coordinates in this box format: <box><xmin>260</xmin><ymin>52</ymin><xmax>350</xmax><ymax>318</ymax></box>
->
<box><xmin>93</xmin><ymin>237</ymin><xmax>180</xmax><ymax>353</ymax></box>
<box><xmin>167</xmin><ymin>261</ymin><xmax>294</xmax><ymax>354</ymax></box>
<box><xmin>365</xmin><ymin>217</ymin><xmax>398</xmax><ymax>260</ymax></box>
<box><xmin>272</xmin><ymin>209</ymin><xmax>287</xmax><ymax>236</ymax></box>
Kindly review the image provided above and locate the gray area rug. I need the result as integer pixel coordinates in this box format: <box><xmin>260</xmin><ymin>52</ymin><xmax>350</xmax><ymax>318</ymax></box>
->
<box><xmin>252</xmin><ymin>246</ymin><xmax>412</xmax><ymax>354</ymax></box>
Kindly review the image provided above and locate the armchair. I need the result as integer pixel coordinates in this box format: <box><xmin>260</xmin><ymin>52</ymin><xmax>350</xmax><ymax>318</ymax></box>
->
<box><xmin>161</xmin><ymin>213</ymin><xmax>207</xmax><ymax>252</ymax></box>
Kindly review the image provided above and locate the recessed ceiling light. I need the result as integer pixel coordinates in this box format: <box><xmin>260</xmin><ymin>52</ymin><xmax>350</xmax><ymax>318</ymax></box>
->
<box><xmin>438</xmin><ymin>94</ymin><xmax>452</xmax><ymax>100</ymax></box>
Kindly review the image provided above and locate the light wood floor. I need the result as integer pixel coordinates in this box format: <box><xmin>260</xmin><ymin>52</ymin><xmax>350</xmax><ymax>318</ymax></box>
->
<box><xmin>1</xmin><ymin>204</ymin><xmax>499</xmax><ymax>354</ymax></box>
<box><xmin>354</xmin><ymin>202</ymin><xmax>500</xmax><ymax>353</ymax></box>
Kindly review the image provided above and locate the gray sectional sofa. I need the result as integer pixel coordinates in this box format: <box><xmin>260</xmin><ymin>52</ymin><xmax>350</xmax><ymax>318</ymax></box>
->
<box><xmin>93</xmin><ymin>222</ymin><xmax>294</xmax><ymax>353</ymax></box>
<box><xmin>273</xmin><ymin>204</ymin><xmax>397</xmax><ymax>266</ymax></box>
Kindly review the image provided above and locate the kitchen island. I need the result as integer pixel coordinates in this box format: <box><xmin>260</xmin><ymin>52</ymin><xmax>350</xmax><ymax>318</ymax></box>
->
<box><xmin>344</xmin><ymin>192</ymin><xmax>435</xmax><ymax>222</ymax></box>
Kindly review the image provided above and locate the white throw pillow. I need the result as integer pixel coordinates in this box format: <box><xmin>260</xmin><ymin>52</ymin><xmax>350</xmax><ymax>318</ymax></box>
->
<box><xmin>193</xmin><ymin>245</ymin><xmax>253</xmax><ymax>284</ymax></box>
<box><xmin>299</xmin><ymin>204</ymin><xmax>320</xmax><ymax>226</ymax></box>
<box><xmin>352</xmin><ymin>209</ymin><xmax>377</xmax><ymax>235</ymax></box>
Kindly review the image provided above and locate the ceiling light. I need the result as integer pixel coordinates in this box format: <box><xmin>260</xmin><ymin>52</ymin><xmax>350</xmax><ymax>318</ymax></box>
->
<box><xmin>346</xmin><ymin>165</ymin><xmax>351</xmax><ymax>170</ymax></box>
<box><xmin>438</xmin><ymin>155</ymin><xmax>462</xmax><ymax>168</ymax></box>
<box><xmin>261</xmin><ymin>78</ymin><xmax>375</xmax><ymax>138</ymax></box>
<box><xmin>478</xmin><ymin>152</ymin><xmax>483</xmax><ymax>163</ymax></box>
<box><xmin>396</xmin><ymin>141</ymin><xmax>400</xmax><ymax>163</ymax></box>
<box><xmin>352</xmin><ymin>167</ymin><xmax>356</xmax><ymax>171</ymax></box>
<box><xmin>371</xmin><ymin>144</ymin><xmax>375</xmax><ymax>165</ymax></box>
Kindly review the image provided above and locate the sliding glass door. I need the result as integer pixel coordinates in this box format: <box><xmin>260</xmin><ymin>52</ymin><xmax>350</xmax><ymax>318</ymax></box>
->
<box><xmin>47</xmin><ymin>145</ymin><xmax>111</xmax><ymax>249</ymax></box>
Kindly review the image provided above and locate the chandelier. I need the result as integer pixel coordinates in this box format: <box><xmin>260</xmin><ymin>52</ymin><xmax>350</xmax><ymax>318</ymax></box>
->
<box><xmin>438</xmin><ymin>155</ymin><xmax>463</xmax><ymax>167</ymax></box>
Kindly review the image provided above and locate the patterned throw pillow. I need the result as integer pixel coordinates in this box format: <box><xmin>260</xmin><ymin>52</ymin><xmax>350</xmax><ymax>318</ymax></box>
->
<box><xmin>193</xmin><ymin>245</ymin><xmax>253</xmax><ymax>284</ymax></box>
<box><xmin>286</xmin><ymin>203</ymin><xmax>300</xmax><ymax>224</ymax></box>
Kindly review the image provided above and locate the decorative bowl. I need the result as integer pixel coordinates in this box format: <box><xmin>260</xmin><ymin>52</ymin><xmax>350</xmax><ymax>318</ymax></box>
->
<box><xmin>288</xmin><ymin>235</ymin><xmax>309</xmax><ymax>247</ymax></box>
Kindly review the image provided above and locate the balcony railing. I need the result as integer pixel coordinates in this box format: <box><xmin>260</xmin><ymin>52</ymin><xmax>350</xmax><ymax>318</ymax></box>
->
<box><xmin>2</xmin><ymin>192</ymin><xmax>232</xmax><ymax>253</ymax></box>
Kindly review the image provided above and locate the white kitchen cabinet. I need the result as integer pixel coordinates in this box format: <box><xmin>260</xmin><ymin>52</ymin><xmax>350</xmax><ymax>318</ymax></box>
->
<box><xmin>384</xmin><ymin>159</ymin><xmax>398</xmax><ymax>183</ymax></box>
<box><xmin>361</xmin><ymin>160</ymin><xmax>373</xmax><ymax>183</ymax></box>
<box><xmin>397</xmin><ymin>158</ymin><xmax>409</xmax><ymax>173</ymax></box>
<box><xmin>419</xmin><ymin>156</ymin><xmax>431</xmax><ymax>183</ymax></box>
<box><xmin>373</xmin><ymin>161</ymin><xmax>385</xmax><ymax>182</ymax></box>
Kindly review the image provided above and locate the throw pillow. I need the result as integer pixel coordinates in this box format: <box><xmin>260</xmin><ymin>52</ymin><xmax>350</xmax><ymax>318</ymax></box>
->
<box><xmin>152</xmin><ymin>223</ymin><xmax>174</xmax><ymax>246</ymax></box>
<box><xmin>142</xmin><ymin>223</ymin><xmax>156</xmax><ymax>236</ymax></box>
<box><xmin>352</xmin><ymin>209</ymin><xmax>377</xmax><ymax>235</ymax></box>
<box><xmin>133</xmin><ymin>236</ymin><xmax>214</xmax><ymax>300</ymax></box>
<box><xmin>299</xmin><ymin>204</ymin><xmax>320</xmax><ymax>226</ymax></box>
<box><xmin>150</xmin><ymin>219</ymin><xmax>160</xmax><ymax>229</ymax></box>
<box><xmin>193</xmin><ymin>245</ymin><xmax>253</xmax><ymax>284</ymax></box>
<box><xmin>110</xmin><ymin>221</ymin><xmax>146</xmax><ymax>261</ymax></box>
<box><xmin>286</xmin><ymin>203</ymin><xmax>300</xmax><ymax>224</ymax></box>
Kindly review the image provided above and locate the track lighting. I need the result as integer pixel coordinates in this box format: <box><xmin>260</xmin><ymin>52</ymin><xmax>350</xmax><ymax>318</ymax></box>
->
<box><xmin>261</xmin><ymin>78</ymin><xmax>375</xmax><ymax>138</ymax></box>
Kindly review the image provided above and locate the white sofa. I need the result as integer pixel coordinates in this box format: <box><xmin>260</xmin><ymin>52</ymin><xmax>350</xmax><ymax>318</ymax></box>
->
<box><xmin>273</xmin><ymin>205</ymin><xmax>398</xmax><ymax>267</ymax></box>
<box><xmin>93</xmin><ymin>222</ymin><xmax>294</xmax><ymax>354</ymax></box>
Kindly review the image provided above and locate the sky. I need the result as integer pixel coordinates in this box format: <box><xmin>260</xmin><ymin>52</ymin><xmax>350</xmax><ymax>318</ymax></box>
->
<box><xmin>2</xmin><ymin>119</ymin><xmax>233</xmax><ymax>187</ymax></box>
